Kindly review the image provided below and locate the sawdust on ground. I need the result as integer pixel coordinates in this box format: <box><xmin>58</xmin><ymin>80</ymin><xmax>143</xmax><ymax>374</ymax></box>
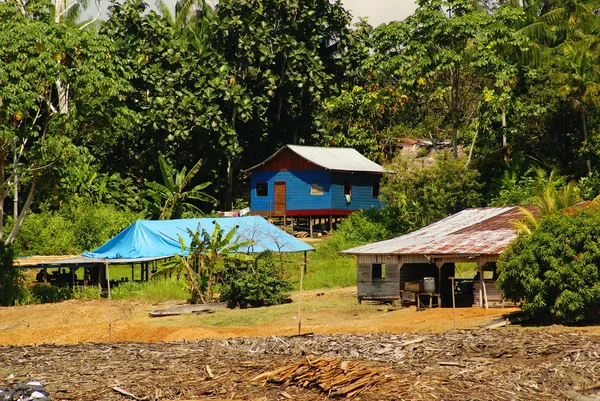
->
<box><xmin>0</xmin><ymin>287</ymin><xmax>528</xmax><ymax>345</ymax></box>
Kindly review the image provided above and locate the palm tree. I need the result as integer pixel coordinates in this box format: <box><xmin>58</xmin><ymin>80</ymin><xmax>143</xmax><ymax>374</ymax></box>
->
<box><xmin>144</xmin><ymin>155</ymin><xmax>217</xmax><ymax>220</ymax></box>
<box><xmin>513</xmin><ymin>169</ymin><xmax>580</xmax><ymax>234</ymax></box>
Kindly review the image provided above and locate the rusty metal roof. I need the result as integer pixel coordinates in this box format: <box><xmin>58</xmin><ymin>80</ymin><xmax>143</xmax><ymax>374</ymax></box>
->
<box><xmin>341</xmin><ymin>206</ymin><xmax>536</xmax><ymax>256</ymax></box>
<box><xmin>244</xmin><ymin>145</ymin><xmax>388</xmax><ymax>173</ymax></box>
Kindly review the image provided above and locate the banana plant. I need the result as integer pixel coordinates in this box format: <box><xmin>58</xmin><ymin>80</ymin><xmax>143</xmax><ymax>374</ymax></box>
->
<box><xmin>167</xmin><ymin>221</ymin><xmax>254</xmax><ymax>304</ymax></box>
<box><xmin>144</xmin><ymin>155</ymin><xmax>217</xmax><ymax>220</ymax></box>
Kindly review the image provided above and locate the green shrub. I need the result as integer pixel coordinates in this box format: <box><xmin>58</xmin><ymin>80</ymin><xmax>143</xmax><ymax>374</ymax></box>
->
<box><xmin>219</xmin><ymin>254</ymin><xmax>293</xmax><ymax>308</ymax></box>
<box><xmin>497</xmin><ymin>208</ymin><xmax>600</xmax><ymax>324</ymax></box>
<box><xmin>31</xmin><ymin>284</ymin><xmax>73</xmax><ymax>304</ymax></box>
<box><xmin>383</xmin><ymin>154</ymin><xmax>483</xmax><ymax>228</ymax></box>
<box><xmin>15</xmin><ymin>201</ymin><xmax>138</xmax><ymax>256</ymax></box>
<box><xmin>0</xmin><ymin>245</ymin><xmax>30</xmax><ymax>306</ymax></box>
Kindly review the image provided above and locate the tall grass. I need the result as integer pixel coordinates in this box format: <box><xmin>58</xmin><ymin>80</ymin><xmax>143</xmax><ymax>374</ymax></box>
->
<box><xmin>110</xmin><ymin>279</ymin><xmax>189</xmax><ymax>303</ymax></box>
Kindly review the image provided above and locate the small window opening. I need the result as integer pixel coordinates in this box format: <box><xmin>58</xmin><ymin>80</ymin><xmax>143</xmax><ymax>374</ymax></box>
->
<box><xmin>344</xmin><ymin>181</ymin><xmax>352</xmax><ymax>196</ymax></box>
<box><xmin>311</xmin><ymin>183</ymin><xmax>324</xmax><ymax>195</ymax></box>
<box><xmin>256</xmin><ymin>182</ymin><xmax>268</xmax><ymax>197</ymax></box>
<box><xmin>372</xmin><ymin>182</ymin><xmax>380</xmax><ymax>198</ymax></box>
<box><xmin>372</xmin><ymin>263</ymin><xmax>385</xmax><ymax>280</ymax></box>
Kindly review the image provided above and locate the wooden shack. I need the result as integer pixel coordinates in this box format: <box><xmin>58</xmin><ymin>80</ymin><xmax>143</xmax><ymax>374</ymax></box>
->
<box><xmin>342</xmin><ymin>206</ymin><xmax>537</xmax><ymax>308</ymax></box>
<box><xmin>244</xmin><ymin>145</ymin><xmax>387</xmax><ymax>233</ymax></box>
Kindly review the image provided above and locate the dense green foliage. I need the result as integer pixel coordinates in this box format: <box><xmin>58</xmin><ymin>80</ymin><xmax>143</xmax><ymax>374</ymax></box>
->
<box><xmin>0</xmin><ymin>245</ymin><xmax>30</xmax><ymax>305</ymax></box>
<box><xmin>219</xmin><ymin>253</ymin><xmax>293</xmax><ymax>308</ymax></box>
<box><xmin>6</xmin><ymin>0</ymin><xmax>600</xmax><ymax>312</ymax></box>
<box><xmin>14</xmin><ymin>202</ymin><xmax>138</xmax><ymax>256</ymax></box>
<box><xmin>497</xmin><ymin>209</ymin><xmax>600</xmax><ymax>324</ymax></box>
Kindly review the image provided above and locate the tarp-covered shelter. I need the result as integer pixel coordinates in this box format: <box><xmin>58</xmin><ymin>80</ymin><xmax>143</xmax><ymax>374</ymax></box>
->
<box><xmin>84</xmin><ymin>216</ymin><xmax>314</xmax><ymax>259</ymax></box>
<box><xmin>18</xmin><ymin>216</ymin><xmax>313</xmax><ymax>288</ymax></box>
<box><xmin>342</xmin><ymin>206</ymin><xmax>536</xmax><ymax>307</ymax></box>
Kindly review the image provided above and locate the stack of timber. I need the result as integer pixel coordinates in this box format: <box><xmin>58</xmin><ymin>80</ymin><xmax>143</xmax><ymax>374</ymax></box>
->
<box><xmin>250</xmin><ymin>355</ymin><xmax>390</xmax><ymax>398</ymax></box>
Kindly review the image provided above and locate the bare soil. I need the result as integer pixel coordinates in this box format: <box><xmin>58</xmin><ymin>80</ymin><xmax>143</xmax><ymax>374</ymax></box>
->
<box><xmin>0</xmin><ymin>288</ymin><xmax>598</xmax><ymax>400</ymax></box>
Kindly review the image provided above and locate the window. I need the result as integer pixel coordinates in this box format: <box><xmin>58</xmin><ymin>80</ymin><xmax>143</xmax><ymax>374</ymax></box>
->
<box><xmin>372</xmin><ymin>263</ymin><xmax>385</xmax><ymax>280</ymax></box>
<box><xmin>256</xmin><ymin>182</ymin><xmax>268</xmax><ymax>197</ymax></box>
<box><xmin>343</xmin><ymin>181</ymin><xmax>352</xmax><ymax>196</ymax></box>
<box><xmin>372</xmin><ymin>182</ymin><xmax>380</xmax><ymax>198</ymax></box>
<box><xmin>311</xmin><ymin>183</ymin><xmax>324</xmax><ymax>195</ymax></box>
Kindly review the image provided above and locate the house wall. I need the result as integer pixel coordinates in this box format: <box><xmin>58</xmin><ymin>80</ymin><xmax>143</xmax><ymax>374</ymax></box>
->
<box><xmin>357</xmin><ymin>262</ymin><xmax>400</xmax><ymax>301</ymax></box>
<box><xmin>250</xmin><ymin>170</ymin><xmax>332</xmax><ymax>213</ymax></box>
<box><xmin>331</xmin><ymin>172</ymin><xmax>382</xmax><ymax>211</ymax></box>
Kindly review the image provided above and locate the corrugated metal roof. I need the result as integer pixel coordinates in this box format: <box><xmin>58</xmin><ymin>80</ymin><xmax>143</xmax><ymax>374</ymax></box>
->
<box><xmin>244</xmin><ymin>145</ymin><xmax>387</xmax><ymax>173</ymax></box>
<box><xmin>341</xmin><ymin>206</ymin><xmax>535</xmax><ymax>256</ymax></box>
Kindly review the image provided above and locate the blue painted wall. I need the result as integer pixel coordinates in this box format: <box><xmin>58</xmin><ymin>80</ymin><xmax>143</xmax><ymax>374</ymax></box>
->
<box><xmin>251</xmin><ymin>170</ymin><xmax>332</xmax><ymax>212</ymax></box>
<box><xmin>330</xmin><ymin>172</ymin><xmax>382</xmax><ymax>211</ymax></box>
<box><xmin>250</xmin><ymin>170</ymin><xmax>382</xmax><ymax>213</ymax></box>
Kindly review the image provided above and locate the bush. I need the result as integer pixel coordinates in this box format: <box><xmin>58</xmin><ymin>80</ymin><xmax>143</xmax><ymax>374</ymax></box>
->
<box><xmin>497</xmin><ymin>208</ymin><xmax>600</xmax><ymax>324</ymax></box>
<box><xmin>383</xmin><ymin>153</ymin><xmax>483</xmax><ymax>228</ymax></box>
<box><xmin>0</xmin><ymin>245</ymin><xmax>30</xmax><ymax>306</ymax></box>
<box><xmin>31</xmin><ymin>284</ymin><xmax>73</xmax><ymax>304</ymax></box>
<box><xmin>15</xmin><ymin>201</ymin><xmax>138</xmax><ymax>256</ymax></box>
<box><xmin>219</xmin><ymin>254</ymin><xmax>293</xmax><ymax>308</ymax></box>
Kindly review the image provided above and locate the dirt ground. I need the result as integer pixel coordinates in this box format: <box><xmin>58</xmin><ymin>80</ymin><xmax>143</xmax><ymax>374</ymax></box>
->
<box><xmin>1</xmin><ymin>288</ymin><xmax>600</xmax><ymax>400</ymax></box>
<box><xmin>0</xmin><ymin>288</ymin><xmax>519</xmax><ymax>345</ymax></box>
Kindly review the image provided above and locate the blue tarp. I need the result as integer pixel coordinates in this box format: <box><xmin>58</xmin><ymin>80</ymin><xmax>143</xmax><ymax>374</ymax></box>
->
<box><xmin>83</xmin><ymin>216</ymin><xmax>314</xmax><ymax>260</ymax></box>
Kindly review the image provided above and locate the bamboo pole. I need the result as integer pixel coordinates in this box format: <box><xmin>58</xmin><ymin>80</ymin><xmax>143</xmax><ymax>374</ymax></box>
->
<box><xmin>106</xmin><ymin>262</ymin><xmax>112</xmax><ymax>343</ymax></box>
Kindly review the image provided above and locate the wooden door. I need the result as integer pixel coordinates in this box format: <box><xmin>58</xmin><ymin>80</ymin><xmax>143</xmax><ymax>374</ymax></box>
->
<box><xmin>274</xmin><ymin>182</ymin><xmax>286</xmax><ymax>215</ymax></box>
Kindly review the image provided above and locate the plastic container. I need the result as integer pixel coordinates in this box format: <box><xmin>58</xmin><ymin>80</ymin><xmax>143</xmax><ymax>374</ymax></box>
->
<box><xmin>423</xmin><ymin>277</ymin><xmax>435</xmax><ymax>293</ymax></box>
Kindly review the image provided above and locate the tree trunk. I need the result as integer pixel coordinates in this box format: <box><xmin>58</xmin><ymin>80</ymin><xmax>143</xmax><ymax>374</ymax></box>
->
<box><xmin>13</xmin><ymin>136</ymin><xmax>18</xmax><ymax>221</ymax></box>
<box><xmin>5</xmin><ymin>174</ymin><xmax>38</xmax><ymax>246</ymax></box>
<box><xmin>582</xmin><ymin>111</ymin><xmax>591</xmax><ymax>174</ymax></box>
<box><xmin>451</xmin><ymin>67</ymin><xmax>460</xmax><ymax>159</ymax></box>
<box><xmin>501</xmin><ymin>103</ymin><xmax>507</xmax><ymax>148</ymax></box>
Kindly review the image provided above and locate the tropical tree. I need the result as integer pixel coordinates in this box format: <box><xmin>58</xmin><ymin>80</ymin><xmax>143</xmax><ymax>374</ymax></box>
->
<box><xmin>144</xmin><ymin>155</ymin><xmax>217</xmax><ymax>220</ymax></box>
<box><xmin>173</xmin><ymin>221</ymin><xmax>253</xmax><ymax>303</ymax></box>
<box><xmin>0</xmin><ymin>0</ymin><xmax>124</xmax><ymax>245</ymax></box>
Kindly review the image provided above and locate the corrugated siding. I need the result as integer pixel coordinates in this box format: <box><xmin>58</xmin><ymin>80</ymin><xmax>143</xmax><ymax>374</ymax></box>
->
<box><xmin>250</xmin><ymin>170</ymin><xmax>332</xmax><ymax>212</ymax></box>
<box><xmin>331</xmin><ymin>172</ymin><xmax>382</xmax><ymax>211</ymax></box>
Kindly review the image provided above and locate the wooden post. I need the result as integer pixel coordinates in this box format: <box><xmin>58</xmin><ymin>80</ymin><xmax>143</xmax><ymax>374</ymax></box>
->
<box><xmin>329</xmin><ymin>215</ymin><xmax>333</xmax><ymax>233</ymax></box>
<box><xmin>480</xmin><ymin>264</ymin><xmax>488</xmax><ymax>309</ymax></box>
<box><xmin>309</xmin><ymin>216</ymin><xmax>313</xmax><ymax>238</ymax></box>
<box><xmin>298</xmin><ymin>255</ymin><xmax>304</xmax><ymax>336</ymax></box>
<box><xmin>131</xmin><ymin>263</ymin><xmax>134</xmax><ymax>281</ymax></box>
<box><xmin>290</xmin><ymin>217</ymin><xmax>294</xmax><ymax>236</ymax></box>
<box><xmin>106</xmin><ymin>262</ymin><xmax>112</xmax><ymax>343</ymax></box>
<box><xmin>450</xmin><ymin>276</ymin><xmax>456</xmax><ymax>331</ymax></box>
<box><xmin>43</xmin><ymin>268</ymin><xmax>48</xmax><ymax>283</ymax></box>
<box><xmin>71</xmin><ymin>267</ymin><xmax>75</xmax><ymax>290</ymax></box>
<box><xmin>303</xmin><ymin>251</ymin><xmax>307</xmax><ymax>275</ymax></box>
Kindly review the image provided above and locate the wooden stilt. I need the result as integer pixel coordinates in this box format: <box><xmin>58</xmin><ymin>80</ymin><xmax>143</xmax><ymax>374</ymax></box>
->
<box><xmin>131</xmin><ymin>263</ymin><xmax>134</xmax><ymax>281</ymax></box>
<box><xmin>71</xmin><ymin>267</ymin><xmax>75</xmax><ymax>290</ymax></box>
<box><xmin>329</xmin><ymin>215</ymin><xmax>333</xmax><ymax>233</ymax></box>
<box><xmin>450</xmin><ymin>276</ymin><xmax>456</xmax><ymax>330</ymax></box>
<box><xmin>290</xmin><ymin>217</ymin><xmax>294</xmax><ymax>236</ymax></box>
<box><xmin>309</xmin><ymin>216</ymin><xmax>313</xmax><ymax>238</ymax></box>
<box><xmin>480</xmin><ymin>264</ymin><xmax>488</xmax><ymax>309</ymax></box>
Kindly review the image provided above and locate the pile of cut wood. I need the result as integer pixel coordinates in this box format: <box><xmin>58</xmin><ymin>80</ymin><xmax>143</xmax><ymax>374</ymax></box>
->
<box><xmin>250</xmin><ymin>356</ymin><xmax>389</xmax><ymax>398</ymax></box>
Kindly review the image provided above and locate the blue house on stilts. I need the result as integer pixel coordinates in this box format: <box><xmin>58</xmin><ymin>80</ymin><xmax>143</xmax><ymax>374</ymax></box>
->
<box><xmin>244</xmin><ymin>145</ymin><xmax>387</xmax><ymax>236</ymax></box>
